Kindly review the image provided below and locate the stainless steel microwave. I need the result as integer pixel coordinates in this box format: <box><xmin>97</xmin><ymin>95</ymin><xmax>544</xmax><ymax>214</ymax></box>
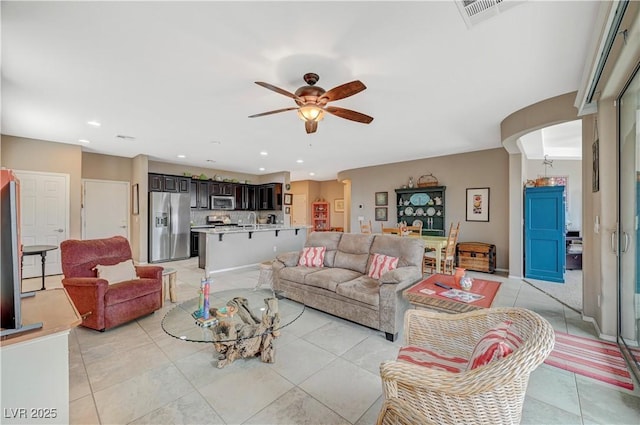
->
<box><xmin>211</xmin><ymin>195</ymin><xmax>235</xmax><ymax>210</ymax></box>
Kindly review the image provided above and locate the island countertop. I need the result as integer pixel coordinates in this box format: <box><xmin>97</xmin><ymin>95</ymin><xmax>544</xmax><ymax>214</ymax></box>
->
<box><xmin>192</xmin><ymin>224</ymin><xmax>311</xmax><ymax>234</ymax></box>
<box><xmin>199</xmin><ymin>225</ymin><xmax>309</xmax><ymax>274</ymax></box>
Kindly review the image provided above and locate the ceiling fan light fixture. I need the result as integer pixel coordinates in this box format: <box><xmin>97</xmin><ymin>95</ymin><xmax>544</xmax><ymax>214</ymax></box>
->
<box><xmin>297</xmin><ymin>104</ymin><xmax>324</xmax><ymax>122</ymax></box>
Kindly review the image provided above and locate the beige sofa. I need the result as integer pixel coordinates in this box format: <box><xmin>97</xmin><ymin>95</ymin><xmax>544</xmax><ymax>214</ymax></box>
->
<box><xmin>272</xmin><ymin>232</ymin><xmax>424</xmax><ymax>341</ymax></box>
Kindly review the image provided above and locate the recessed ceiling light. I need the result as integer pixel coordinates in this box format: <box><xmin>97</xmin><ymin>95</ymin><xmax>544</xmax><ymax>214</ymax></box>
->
<box><xmin>78</xmin><ymin>139</ymin><xmax>90</xmax><ymax>144</ymax></box>
<box><xmin>87</xmin><ymin>120</ymin><xmax>101</xmax><ymax>127</ymax></box>
<box><xmin>177</xmin><ymin>154</ymin><xmax>186</xmax><ymax>159</ymax></box>
<box><xmin>259</xmin><ymin>167</ymin><xmax>266</xmax><ymax>171</ymax></box>
<box><xmin>260</xmin><ymin>151</ymin><xmax>268</xmax><ymax>156</ymax></box>
<box><xmin>296</xmin><ymin>159</ymin><xmax>304</xmax><ymax>163</ymax></box>
<box><xmin>309</xmin><ymin>172</ymin><xmax>315</xmax><ymax>176</ymax></box>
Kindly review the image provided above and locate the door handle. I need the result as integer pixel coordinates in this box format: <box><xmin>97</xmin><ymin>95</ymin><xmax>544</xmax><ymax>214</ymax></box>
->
<box><xmin>622</xmin><ymin>232</ymin><xmax>630</xmax><ymax>253</ymax></box>
<box><xmin>611</xmin><ymin>232</ymin><xmax>617</xmax><ymax>254</ymax></box>
<box><xmin>119</xmin><ymin>225</ymin><xmax>126</xmax><ymax>229</ymax></box>
<box><xmin>55</xmin><ymin>228</ymin><xmax>64</xmax><ymax>233</ymax></box>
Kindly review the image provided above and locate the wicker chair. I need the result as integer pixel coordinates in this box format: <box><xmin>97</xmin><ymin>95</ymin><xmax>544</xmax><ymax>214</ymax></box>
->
<box><xmin>376</xmin><ymin>398</ymin><xmax>436</xmax><ymax>425</ymax></box>
<box><xmin>380</xmin><ymin>307</ymin><xmax>555</xmax><ymax>425</ymax></box>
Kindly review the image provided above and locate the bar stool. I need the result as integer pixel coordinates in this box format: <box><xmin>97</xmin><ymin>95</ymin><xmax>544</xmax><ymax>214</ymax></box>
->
<box><xmin>255</xmin><ymin>260</ymin><xmax>274</xmax><ymax>291</ymax></box>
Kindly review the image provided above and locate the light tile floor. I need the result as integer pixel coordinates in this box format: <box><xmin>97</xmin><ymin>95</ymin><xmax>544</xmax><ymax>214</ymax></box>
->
<box><xmin>24</xmin><ymin>260</ymin><xmax>640</xmax><ymax>424</ymax></box>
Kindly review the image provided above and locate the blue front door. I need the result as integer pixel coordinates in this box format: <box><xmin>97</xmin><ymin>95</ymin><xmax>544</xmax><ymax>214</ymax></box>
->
<box><xmin>524</xmin><ymin>186</ymin><xmax>565</xmax><ymax>283</ymax></box>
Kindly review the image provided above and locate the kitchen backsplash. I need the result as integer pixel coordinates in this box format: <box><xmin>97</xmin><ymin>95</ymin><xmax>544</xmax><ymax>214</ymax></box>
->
<box><xmin>190</xmin><ymin>210</ymin><xmax>284</xmax><ymax>225</ymax></box>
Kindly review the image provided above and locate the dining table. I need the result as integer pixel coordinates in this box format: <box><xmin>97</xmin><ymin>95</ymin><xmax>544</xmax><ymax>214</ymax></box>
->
<box><xmin>422</xmin><ymin>235</ymin><xmax>448</xmax><ymax>273</ymax></box>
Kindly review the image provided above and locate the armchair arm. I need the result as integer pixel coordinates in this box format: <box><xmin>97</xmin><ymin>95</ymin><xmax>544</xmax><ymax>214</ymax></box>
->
<box><xmin>379</xmin><ymin>266</ymin><xmax>421</xmax><ymax>284</ymax></box>
<box><xmin>275</xmin><ymin>251</ymin><xmax>301</xmax><ymax>267</ymax></box>
<box><xmin>135</xmin><ymin>265</ymin><xmax>163</xmax><ymax>280</ymax></box>
<box><xmin>61</xmin><ymin>277</ymin><xmax>108</xmax><ymax>330</ymax></box>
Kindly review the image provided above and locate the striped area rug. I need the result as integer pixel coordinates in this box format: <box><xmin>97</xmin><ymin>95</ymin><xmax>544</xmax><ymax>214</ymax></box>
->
<box><xmin>544</xmin><ymin>331</ymin><xmax>634</xmax><ymax>390</ymax></box>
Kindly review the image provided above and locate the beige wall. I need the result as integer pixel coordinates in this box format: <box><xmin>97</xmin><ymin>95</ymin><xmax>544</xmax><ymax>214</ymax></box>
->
<box><xmin>83</xmin><ymin>152</ymin><xmax>133</xmax><ymax>182</ymax></box>
<box><xmin>1</xmin><ymin>136</ymin><xmax>83</xmax><ymax>239</ymax></box>
<box><xmin>338</xmin><ymin>148</ymin><xmax>510</xmax><ymax>270</ymax></box>
<box><xmin>289</xmin><ymin>179</ymin><xmax>345</xmax><ymax>228</ymax></box>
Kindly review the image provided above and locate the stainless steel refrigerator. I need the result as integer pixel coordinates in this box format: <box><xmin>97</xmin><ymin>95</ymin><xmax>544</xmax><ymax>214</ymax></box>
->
<box><xmin>149</xmin><ymin>192</ymin><xmax>190</xmax><ymax>262</ymax></box>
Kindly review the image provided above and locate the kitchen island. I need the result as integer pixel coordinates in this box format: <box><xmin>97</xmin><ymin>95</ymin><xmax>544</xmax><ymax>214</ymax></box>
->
<box><xmin>194</xmin><ymin>225</ymin><xmax>310</xmax><ymax>274</ymax></box>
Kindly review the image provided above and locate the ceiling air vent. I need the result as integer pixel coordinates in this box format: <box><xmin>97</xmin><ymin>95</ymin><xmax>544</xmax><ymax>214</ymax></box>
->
<box><xmin>456</xmin><ymin>0</ymin><xmax>525</xmax><ymax>28</ymax></box>
<box><xmin>115</xmin><ymin>134</ymin><xmax>136</xmax><ymax>141</ymax></box>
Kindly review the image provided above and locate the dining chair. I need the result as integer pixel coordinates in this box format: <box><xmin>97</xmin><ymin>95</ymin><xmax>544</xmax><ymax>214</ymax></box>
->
<box><xmin>423</xmin><ymin>222</ymin><xmax>459</xmax><ymax>274</ymax></box>
<box><xmin>382</xmin><ymin>225</ymin><xmax>400</xmax><ymax>235</ymax></box>
<box><xmin>404</xmin><ymin>222</ymin><xmax>423</xmax><ymax>237</ymax></box>
<box><xmin>360</xmin><ymin>220</ymin><xmax>373</xmax><ymax>234</ymax></box>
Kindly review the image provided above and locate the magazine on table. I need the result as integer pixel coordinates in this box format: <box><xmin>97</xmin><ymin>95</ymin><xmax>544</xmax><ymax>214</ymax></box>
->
<box><xmin>440</xmin><ymin>288</ymin><xmax>484</xmax><ymax>303</ymax></box>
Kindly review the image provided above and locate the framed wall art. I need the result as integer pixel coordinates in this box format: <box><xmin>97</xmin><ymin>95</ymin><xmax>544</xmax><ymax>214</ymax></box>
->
<box><xmin>283</xmin><ymin>193</ymin><xmax>293</xmax><ymax>205</ymax></box>
<box><xmin>334</xmin><ymin>198</ymin><xmax>344</xmax><ymax>212</ymax></box>
<box><xmin>592</xmin><ymin>139</ymin><xmax>599</xmax><ymax>192</ymax></box>
<box><xmin>375</xmin><ymin>191</ymin><xmax>388</xmax><ymax>206</ymax></box>
<box><xmin>465</xmin><ymin>187</ymin><xmax>489</xmax><ymax>222</ymax></box>
<box><xmin>285</xmin><ymin>206</ymin><xmax>291</xmax><ymax>214</ymax></box>
<box><xmin>375</xmin><ymin>207</ymin><xmax>388</xmax><ymax>221</ymax></box>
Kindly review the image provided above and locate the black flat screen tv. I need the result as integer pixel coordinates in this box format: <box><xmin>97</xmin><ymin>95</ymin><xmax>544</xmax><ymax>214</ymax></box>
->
<box><xmin>1</xmin><ymin>173</ymin><xmax>41</xmax><ymax>338</ymax></box>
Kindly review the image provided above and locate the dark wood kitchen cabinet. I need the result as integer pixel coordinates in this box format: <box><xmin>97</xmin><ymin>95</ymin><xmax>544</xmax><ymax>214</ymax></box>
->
<box><xmin>190</xmin><ymin>231</ymin><xmax>199</xmax><ymax>257</ymax></box>
<box><xmin>258</xmin><ymin>183</ymin><xmax>282</xmax><ymax>210</ymax></box>
<box><xmin>190</xmin><ymin>180</ymin><xmax>210</xmax><ymax>209</ymax></box>
<box><xmin>149</xmin><ymin>173</ymin><xmax>189</xmax><ymax>193</ymax></box>
<box><xmin>235</xmin><ymin>184</ymin><xmax>256</xmax><ymax>210</ymax></box>
<box><xmin>210</xmin><ymin>182</ymin><xmax>234</xmax><ymax>196</ymax></box>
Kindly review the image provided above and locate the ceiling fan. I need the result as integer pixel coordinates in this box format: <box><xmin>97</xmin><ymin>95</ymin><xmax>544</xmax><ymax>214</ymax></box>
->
<box><xmin>249</xmin><ymin>73</ymin><xmax>374</xmax><ymax>134</ymax></box>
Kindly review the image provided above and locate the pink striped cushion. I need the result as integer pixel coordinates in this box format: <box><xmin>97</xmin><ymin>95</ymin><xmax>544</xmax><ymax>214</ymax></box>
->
<box><xmin>397</xmin><ymin>345</ymin><xmax>468</xmax><ymax>373</ymax></box>
<box><xmin>368</xmin><ymin>253</ymin><xmax>399</xmax><ymax>279</ymax></box>
<box><xmin>298</xmin><ymin>246</ymin><xmax>326</xmax><ymax>267</ymax></box>
<box><xmin>467</xmin><ymin>320</ymin><xmax>523</xmax><ymax>370</ymax></box>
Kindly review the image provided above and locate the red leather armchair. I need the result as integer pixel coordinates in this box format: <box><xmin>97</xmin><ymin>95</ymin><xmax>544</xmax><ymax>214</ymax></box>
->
<box><xmin>61</xmin><ymin>236</ymin><xmax>163</xmax><ymax>331</ymax></box>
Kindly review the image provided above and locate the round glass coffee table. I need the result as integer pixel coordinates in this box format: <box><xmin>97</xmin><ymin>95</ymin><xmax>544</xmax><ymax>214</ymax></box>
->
<box><xmin>161</xmin><ymin>287</ymin><xmax>304</xmax><ymax>367</ymax></box>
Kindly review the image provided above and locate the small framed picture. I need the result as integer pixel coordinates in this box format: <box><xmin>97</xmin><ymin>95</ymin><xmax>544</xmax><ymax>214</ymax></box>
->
<box><xmin>466</xmin><ymin>187</ymin><xmax>490</xmax><ymax>222</ymax></box>
<box><xmin>283</xmin><ymin>193</ymin><xmax>293</xmax><ymax>205</ymax></box>
<box><xmin>375</xmin><ymin>191</ymin><xmax>388</xmax><ymax>206</ymax></box>
<box><xmin>285</xmin><ymin>206</ymin><xmax>291</xmax><ymax>214</ymax></box>
<box><xmin>375</xmin><ymin>207</ymin><xmax>388</xmax><ymax>221</ymax></box>
<box><xmin>334</xmin><ymin>198</ymin><xmax>344</xmax><ymax>212</ymax></box>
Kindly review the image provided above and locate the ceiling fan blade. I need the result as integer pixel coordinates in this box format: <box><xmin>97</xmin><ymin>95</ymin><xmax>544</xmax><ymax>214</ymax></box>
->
<box><xmin>248</xmin><ymin>107</ymin><xmax>298</xmax><ymax>118</ymax></box>
<box><xmin>319</xmin><ymin>80</ymin><xmax>366</xmax><ymax>102</ymax></box>
<box><xmin>305</xmin><ymin>121</ymin><xmax>318</xmax><ymax>134</ymax></box>
<box><xmin>255</xmin><ymin>82</ymin><xmax>302</xmax><ymax>102</ymax></box>
<box><xmin>325</xmin><ymin>106</ymin><xmax>374</xmax><ymax>124</ymax></box>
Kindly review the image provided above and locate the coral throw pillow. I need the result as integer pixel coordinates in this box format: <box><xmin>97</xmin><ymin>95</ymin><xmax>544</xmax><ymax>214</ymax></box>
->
<box><xmin>368</xmin><ymin>253</ymin><xmax>399</xmax><ymax>279</ymax></box>
<box><xmin>397</xmin><ymin>345</ymin><xmax>468</xmax><ymax>373</ymax></box>
<box><xmin>298</xmin><ymin>246</ymin><xmax>326</xmax><ymax>267</ymax></box>
<box><xmin>467</xmin><ymin>320</ymin><xmax>523</xmax><ymax>370</ymax></box>
<box><xmin>94</xmin><ymin>259</ymin><xmax>138</xmax><ymax>285</ymax></box>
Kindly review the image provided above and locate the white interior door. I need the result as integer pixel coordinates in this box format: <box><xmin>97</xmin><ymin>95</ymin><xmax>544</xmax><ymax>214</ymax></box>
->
<box><xmin>292</xmin><ymin>194</ymin><xmax>307</xmax><ymax>225</ymax></box>
<box><xmin>83</xmin><ymin>179</ymin><xmax>129</xmax><ymax>240</ymax></box>
<box><xmin>15</xmin><ymin>171</ymin><xmax>69</xmax><ymax>278</ymax></box>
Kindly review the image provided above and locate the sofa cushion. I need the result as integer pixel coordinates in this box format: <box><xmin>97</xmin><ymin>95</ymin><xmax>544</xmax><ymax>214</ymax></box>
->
<box><xmin>334</xmin><ymin>233</ymin><xmax>375</xmax><ymax>274</ymax></box>
<box><xmin>335</xmin><ymin>276</ymin><xmax>380</xmax><ymax>306</ymax></box>
<box><xmin>298</xmin><ymin>246</ymin><xmax>326</xmax><ymax>267</ymax></box>
<box><xmin>95</xmin><ymin>259</ymin><xmax>138</xmax><ymax>285</ymax></box>
<box><xmin>279</xmin><ymin>266</ymin><xmax>323</xmax><ymax>284</ymax></box>
<box><xmin>367</xmin><ymin>253</ymin><xmax>399</xmax><ymax>279</ymax></box>
<box><xmin>104</xmin><ymin>278</ymin><xmax>160</xmax><ymax>306</ymax></box>
<box><xmin>305</xmin><ymin>231</ymin><xmax>343</xmax><ymax>267</ymax></box>
<box><xmin>397</xmin><ymin>345</ymin><xmax>468</xmax><ymax>373</ymax></box>
<box><xmin>467</xmin><ymin>320</ymin><xmax>523</xmax><ymax>370</ymax></box>
<box><xmin>304</xmin><ymin>268</ymin><xmax>363</xmax><ymax>292</ymax></box>
<box><xmin>370</xmin><ymin>235</ymin><xmax>424</xmax><ymax>268</ymax></box>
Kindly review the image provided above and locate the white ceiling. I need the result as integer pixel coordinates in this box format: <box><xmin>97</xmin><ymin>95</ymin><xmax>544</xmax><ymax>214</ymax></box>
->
<box><xmin>1</xmin><ymin>1</ymin><xmax>599</xmax><ymax>181</ymax></box>
<box><xmin>520</xmin><ymin>120</ymin><xmax>583</xmax><ymax>160</ymax></box>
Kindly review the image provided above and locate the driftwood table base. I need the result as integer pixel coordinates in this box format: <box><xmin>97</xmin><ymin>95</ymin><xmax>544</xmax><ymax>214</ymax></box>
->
<box><xmin>211</xmin><ymin>297</ymin><xmax>281</xmax><ymax>368</ymax></box>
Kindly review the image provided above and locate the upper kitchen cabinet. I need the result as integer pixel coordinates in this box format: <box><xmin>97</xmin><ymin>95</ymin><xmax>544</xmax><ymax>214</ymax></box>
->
<box><xmin>235</xmin><ymin>184</ymin><xmax>256</xmax><ymax>210</ymax></box>
<box><xmin>258</xmin><ymin>183</ymin><xmax>282</xmax><ymax>210</ymax></box>
<box><xmin>210</xmin><ymin>182</ymin><xmax>234</xmax><ymax>196</ymax></box>
<box><xmin>149</xmin><ymin>173</ymin><xmax>189</xmax><ymax>193</ymax></box>
<box><xmin>190</xmin><ymin>180</ymin><xmax>210</xmax><ymax>209</ymax></box>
